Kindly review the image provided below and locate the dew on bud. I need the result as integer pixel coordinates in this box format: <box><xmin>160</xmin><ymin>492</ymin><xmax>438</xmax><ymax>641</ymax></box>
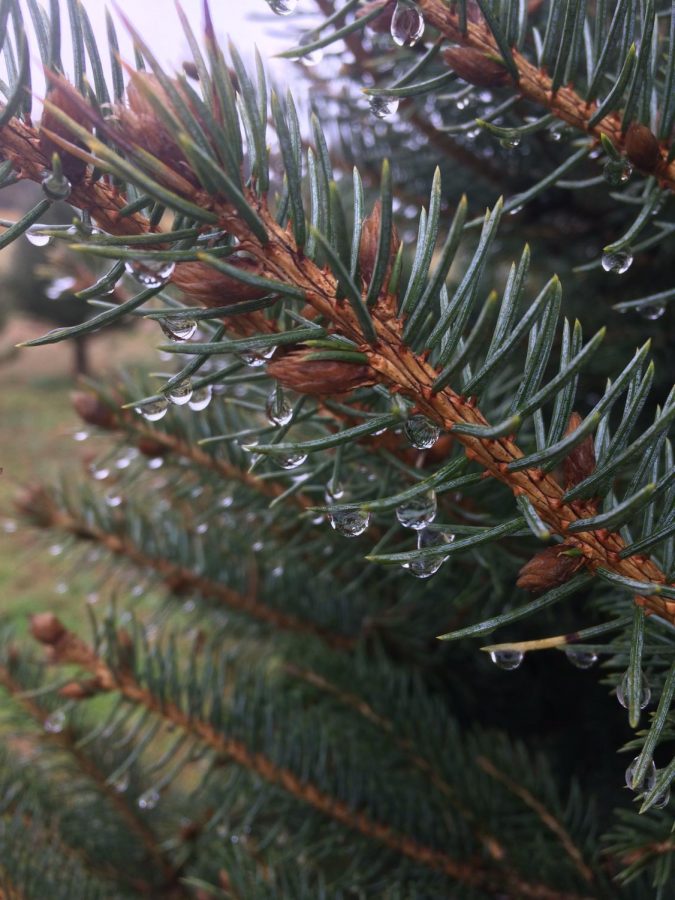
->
<box><xmin>625</xmin><ymin>756</ymin><xmax>656</xmax><ymax>792</ymax></box>
<box><xmin>25</xmin><ymin>229</ymin><xmax>52</xmax><ymax>247</ymax></box>
<box><xmin>134</xmin><ymin>398</ymin><xmax>169</xmax><ymax>422</ymax></box>
<box><xmin>369</xmin><ymin>96</ymin><xmax>400</xmax><ymax>119</ymax></box>
<box><xmin>44</xmin><ymin>709</ymin><xmax>66</xmax><ymax>734</ymax></box>
<box><xmin>396</xmin><ymin>490</ymin><xmax>437</xmax><ymax>530</ymax></box>
<box><xmin>564</xmin><ymin>647</ymin><xmax>598</xmax><ymax>669</ymax></box>
<box><xmin>329</xmin><ymin>508</ymin><xmax>371</xmax><ymax>537</ymax></box>
<box><xmin>137</xmin><ymin>788</ymin><xmax>160</xmax><ymax>810</ymax></box>
<box><xmin>167</xmin><ymin>380</ymin><xmax>193</xmax><ymax>406</ymax></box>
<box><xmin>266</xmin><ymin>384</ymin><xmax>292</xmax><ymax>426</ymax></box>
<box><xmin>402</xmin><ymin>528</ymin><xmax>454</xmax><ymax>578</ymax></box>
<box><xmin>41</xmin><ymin>170</ymin><xmax>72</xmax><ymax>201</ymax></box>
<box><xmin>616</xmin><ymin>669</ymin><xmax>651</xmax><ymax>710</ymax></box>
<box><xmin>158</xmin><ymin>315</ymin><xmax>197</xmax><ymax>342</ymax></box>
<box><xmin>188</xmin><ymin>385</ymin><xmax>212</xmax><ymax>411</ymax></box>
<box><xmin>266</xmin><ymin>0</ymin><xmax>297</xmax><ymax>14</ymax></box>
<box><xmin>489</xmin><ymin>649</ymin><xmax>524</xmax><ymax>670</ymax></box>
<box><xmin>601</xmin><ymin>248</ymin><xmax>633</xmax><ymax>274</ymax></box>
<box><xmin>125</xmin><ymin>259</ymin><xmax>175</xmax><ymax>289</ymax></box>
<box><xmin>391</xmin><ymin>2</ymin><xmax>425</xmax><ymax>47</ymax></box>
<box><xmin>404</xmin><ymin>414</ymin><xmax>440</xmax><ymax>450</ymax></box>
<box><xmin>602</xmin><ymin>158</ymin><xmax>632</xmax><ymax>186</ymax></box>
<box><xmin>640</xmin><ymin>304</ymin><xmax>665</xmax><ymax>320</ymax></box>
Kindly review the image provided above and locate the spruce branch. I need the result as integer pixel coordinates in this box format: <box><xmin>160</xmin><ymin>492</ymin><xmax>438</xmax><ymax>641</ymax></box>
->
<box><xmin>28</xmin><ymin>617</ymin><xmax>592</xmax><ymax>900</ymax></box>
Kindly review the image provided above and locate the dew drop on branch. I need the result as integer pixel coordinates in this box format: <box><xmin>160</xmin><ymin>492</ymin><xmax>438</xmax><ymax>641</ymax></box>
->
<box><xmin>134</xmin><ymin>398</ymin><xmax>169</xmax><ymax>422</ymax></box>
<box><xmin>489</xmin><ymin>649</ymin><xmax>524</xmax><ymax>670</ymax></box>
<box><xmin>404</xmin><ymin>415</ymin><xmax>440</xmax><ymax>449</ymax></box>
<box><xmin>137</xmin><ymin>788</ymin><xmax>160</xmax><ymax>810</ymax></box>
<box><xmin>239</xmin><ymin>347</ymin><xmax>276</xmax><ymax>367</ymax></box>
<box><xmin>44</xmin><ymin>709</ymin><xmax>66</xmax><ymax>733</ymax></box>
<box><xmin>391</xmin><ymin>2</ymin><xmax>425</xmax><ymax>47</ymax></box>
<box><xmin>625</xmin><ymin>756</ymin><xmax>656</xmax><ymax>791</ymax></box>
<box><xmin>25</xmin><ymin>229</ymin><xmax>52</xmax><ymax>247</ymax></box>
<box><xmin>640</xmin><ymin>304</ymin><xmax>665</xmax><ymax>320</ymax></box>
<box><xmin>602</xmin><ymin>158</ymin><xmax>632</xmax><ymax>186</ymax></box>
<box><xmin>41</xmin><ymin>170</ymin><xmax>72</xmax><ymax>201</ymax></box>
<box><xmin>396</xmin><ymin>490</ymin><xmax>437</xmax><ymax>530</ymax></box>
<box><xmin>616</xmin><ymin>669</ymin><xmax>651</xmax><ymax>710</ymax></box>
<box><xmin>499</xmin><ymin>132</ymin><xmax>521</xmax><ymax>150</ymax></box>
<box><xmin>111</xmin><ymin>771</ymin><xmax>130</xmax><ymax>794</ymax></box>
<box><xmin>266</xmin><ymin>384</ymin><xmax>292</xmax><ymax>426</ymax></box>
<box><xmin>402</xmin><ymin>528</ymin><xmax>454</xmax><ymax>578</ymax></box>
<box><xmin>188</xmin><ymin>385</ymin><xmax>212</xmax><ymax>411</ymax></box>
<box><xmin>167</xmin><ymin>380</ymin><xmax>193</xmax><ymax>406</ymax></box>
<box><xmin>125</xmin><ymin>260</ymin><xmax>175</xmax><ymax>288</ymax></box>
<box><xmin>651</xmin><ymin>783</ymin><xmax>671</xmax><ymax>809</ymax></box>
<box><xmin>601</xmin><ymin>248</ymin><xmax>633</xmax><ymax>274</ymax></box>
<box><xmin>266</xmin><ymin>0</ymin><xmax>297</xmax><ymax>14</ymax></box>
<box><xmin>329</xmin><ymin>509</ymin><xmax>371</xmax><ymax>537</ymax></box>
<box><xmin>274</xmin><ymin>451</ymin><xmax>307</xmax><ymax>470</ymax></box>
<box><xmin>158</xmin><ymin>316</ymin><xmax>197</xmax><ymax>342</ymax></box>
<box><xmin>564</xmin><ymin>647</ymin><xmax>598</xmax><ymax>669</ymax></box>
<box><xmin>370</xmin><ymin>96</ymin><xmax>400</xmax><ymax>119</ymax></box>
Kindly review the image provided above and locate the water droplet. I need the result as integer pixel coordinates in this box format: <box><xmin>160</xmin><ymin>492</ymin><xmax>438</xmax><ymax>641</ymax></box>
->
<box><xmin>90</xmin><ymin>465</ymin><xmax>110</xmax><ymax>481</ymax></box>
<box><xmin>105</xmin><ymin>491</ymin><xmax>123</xmax><ymax>508</ymax></box>
<box><xmin>3</xmin><ymin>519</ymin><xmax>17</xmax><ymax>534</ymax></box>
<box><xmin>602</xmin><ymin>158</ymin><xmax>632</xmax><ymax>186</ymax></box>
<box><xmin>329</xmin><ymin>508</ymin><xmax>371</xmax><ymax>537</ymax></box>
<box><xmin>138</xmin><ymin>788</ymin><xmax>160</xmax><ymax>810</ymax></box>
<box><xmin>499</xmin><ymin>132</ymin><xmax>521</xmax><ymax>150</ymax></box>
<box><xmin>601</xmin><ymin>248</ymin><xmax>633</xmax><ymax>274</ymax></box>
<box><xmin>266</xmin><ymin>385</ymin><xmax>292</xmax><ymax>426</ymax></box>
<box><xmin>196</xmin><ymin>522</ymin><xmax>209</xmax><ymax>535</ymax></box>
<box><xmin>41</xmin><ymin>170</ymin><xmax>72</xmax><ymax>201</ymax></box>
<box><xmin>625</xmin><ymin>756</ymin><xmax>656</xmax><ymax>791</ymax></box>
<box><xmin>46</xmin><ymin>276</ymin><xmax>76</xmax><ymax>299</ymax></box>
<box><xmin>44</xmin><ymin>709</ymin><xmax>66</xmax><ymax>733</ymax></box>
<box><xmin>651</xmin><ymin>782</ymin><xmax>671</xmax><ymax>809</ymax></box>
<box><xmin>125</xmin><ymin>259</ymin><xmax>175</xmax><ymax>288</ymax></box>
<box><xmin>54</xmin><ymin>581</ymin><xmax>68</xmax><ymax>595</ymax></box>
<box><xmin>158</xmin><ymin>315</ymin><xmax>197</xmax><ymax>342</ymax></box>
<box><xmin>147</xmin><ymin>457</ymin><xmax>164</xmax><ymax>470</ymax></box>
<box><xmin>167</xmin><ymin>380</ymin><xmax>193</xmax><ymax>406</ymax></box>
<box><xmin>266</xmin><ymin>0</ymin><xmax>297</xmax><ymax>14</ymax></box>
<box><xmin>391</xmin><ymin>2</ymin><xmax>425</xmax><ymax>47</ymax></box>
<box><xmin>115</xmin><ymin>454</ymin><xmax>132</xmax><ymax>470</ymax></box>
<box><xmin>274</xmin><ymin>451</ymin><xmax>307</xmax><ymax>470</ymax></box>
<box><xmin>86</xmin><ymin>592</ymin><xmax>99</xmax><ymax>605</ymax></box>
<box><xmin>299</xmin><ymin>33</ymin><xmax>323</xmax><ymax>66</ymax></box>
<box><xmin>369</xmin><ymin>95</ymin><xmax>400</xmax><ymax>119</ymax></box>
<box><xmin>49</xmin><ymin>543</ymin><xmax>63</xmax><ymax>557</ymax></box>
<box><xmin>134</xmin><ymin>398</ymin><xmax>168</xmax><ymax>422</ymax></box>
<box><xmin>239</xmin><ymin>347</ymin><xmax>275</xmax><ymax>367</ymax></box>
<box><xmin>564</xmin><ymin>647</ymin><xmax>598</xmax><ymax>669</ymax></box>
<box><xmin>188</xmin><ymin>385</ymin><xmax>212</xmax><ymax>411</ymax></box>
<box><xmin>396</xmin><ymin>490</ymin><xmax>437</xmax><ymax>530</ymax></box>
<box><xmin>73</xmin><ymin>430</ymin><xmax>89</xmax><ymax>442</ymax></box>
<box><xmin>325</xmin><ymin>480</ymin><xmax>345</xmax><ymax>504</ymax></box>
<box><xmin>489</xmin><ymin>649</ymin><xmax>524</xmax><ymax>670</ymax></box>
<box><xmin>111</xmin><ymin>771</ymin><xmax>130</xmax><ymax>793</ymax></box>
<box><xmin>617</xmin><ymin>669</ymin><xmax>651</xmax><ymax>710</ymax></box>
<box><xmin>404</xmin><ymin>415</ymin><xmax>440</xmax><ymax>450</ymax></box>
<box><xmin>402</xmin><ymin>528</ymin><xmax>454</xmax><ymax>578</ymax></box>
<box><xmin>640</xmin><ymin>304</ymin><xmax>665</xmax><ymax>320</ymax></box>
<box><xmin>25</xmin><ymin>229</ymin><xmax>52</xmax><ymax>247</ymax></box>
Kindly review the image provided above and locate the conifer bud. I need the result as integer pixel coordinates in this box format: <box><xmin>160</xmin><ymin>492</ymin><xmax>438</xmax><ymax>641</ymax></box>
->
<box><xmin>625</xmin><ymin>122</ymin><xmax>661</xmax><ymax>171</ymax></box>
<box><xmin>267</xmin><ymin>348</ymin><xmax>374</xmax><ymax>396</ymax></box>
<box><xmin>516</xmin><ymin>544</ymin><xmax>584</xmax><ymax>592</ymax></box>
<box><xmin>359</xmin><ymin>200</ymin><xmax>401</xmax><ymax>289</ymax></box>
<box><xmin>357</xmin><ymin>0</ymin><xmax>395</xmax><ymax>33</ymax></box>
<box><xmin>71</xmin><ymin>391</ymin><xmax>119</xmax><ymax>431</ymax></box>
<box><xmin>59</xmin><ymin>679</ymin><xmax>99</xmax><ymax>699</ymax></box>
<box><xmin>562</xmin><ymin>412</ymin><xmax>596</xmax><ymax>489</ymax></box>
<box><xmin>39</xmin><ymin>84</ymin><xmax>91</xmax><ymax>183</ymax></box>
<box><xmin>442</xmin><ymin>47</ymin><xmax>511</xmax><ymax>88</ymax></box>
<box><xmin>137</xmin><ymin>437</ymin><xmax>170</xmax><ymax>458</ymax></box>
<box><xmin>172</xmin><ymin>259</ymin><xmax>267</xmax><ymax>306</ymax></box>
<box><xmin>30</xmin><ymin>613</ymin><xmax>66</xmax><ymax>646</ymax></box>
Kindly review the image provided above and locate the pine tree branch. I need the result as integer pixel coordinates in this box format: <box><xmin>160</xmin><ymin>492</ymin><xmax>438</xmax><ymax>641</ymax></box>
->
<box><xmin>16</xmin><ymin>489</ymin><xmax>354</xmax><ymax>651</ymax></box>
<box><xmin>32</xmin><ymin>621</ymin><xmax>592</xmax><ymax>900</ymax></box>
<box><xmin>0</xmin><ymin>665</ymin><xmax>179</xmax><ymax>896</ymax></box>
<box><xmin>417</xmin><ymin>1</ymin><xmax>675</xmax><ymax>192</ymax></box>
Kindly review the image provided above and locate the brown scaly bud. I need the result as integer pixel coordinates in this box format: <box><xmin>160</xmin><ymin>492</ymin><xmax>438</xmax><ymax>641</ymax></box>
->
<box><xmin>516</xmin><ymin>544</ymin><xmax>585</xmax><ymax>592</ymax></box>
<box><xmin>358</xmin><ymin>200</ymin><xmax>401</xmax><ymax>289</ymax></box>
<box><xmin>267</xmin><ymin>348</ymin><xmax>374</xmax><ymax>396</ymax></box>
<box><xmin>356</xmin><ymin>0</ymin><xmax>396</xmax><ymax>33</ymax></box>
<box><xmin>58</xmin><ymin>678</ymin><xmax>101</xmax><ymax>700</ymax></box>
<box><xmin>625</xmin><ymin>122</ymin><xmax>661</xmax><ymax>171</ymax></box>
<box><xmin>30</xmin><ymin>613</ymin><xmax>67</xmax><ymax>646</ymax></box>
<box><xmin>562</xmin><ymin>412</ymin><xmax>596</xmax><ymax>490</ymax></box>
<box><xmin>39</xmin><ymin>83</ymin><xmax>91</xmax><ymax>183</ymax></box>
<box><xmin>71</xmin><ymin>391</ymin><xmax>120</xmax><ymax>431</ymax></box>
<box><xmin>137</xmin><ymin>436</ymin><xmax>170</xmax><ymax>458</ymax></box>
<box><xmin>442</xmin><ymin>47</ymin><xmax>511</xmax><ymax>88</ymax></box>
<box><xmin>172</xmin><ymin>259</ymin><xmax>267</xmax><ymax>306</ymax></box>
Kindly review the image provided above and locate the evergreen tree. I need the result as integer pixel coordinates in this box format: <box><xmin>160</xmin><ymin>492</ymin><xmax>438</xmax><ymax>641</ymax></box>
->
<box><xmin>0</xmin><ymin>1</ymin><xmax>673</xmax><ymax>897</ymax></box>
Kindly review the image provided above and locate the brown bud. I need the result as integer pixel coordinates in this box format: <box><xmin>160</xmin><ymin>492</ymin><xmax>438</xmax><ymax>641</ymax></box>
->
<box><xmin>442</xmin><ymin>47</ymin><xmax>511</xmax><ymax>88</ymax></box>
<box><xmin>356</xmin><ymin>0</ymin><xmax>395</xmax><ymax>33</ymax></box>
<box><xmin>71</xmin><ymin>391</ymin><xmax>119</xmax><ymax>431</ymax></box>
<box><xmin>30</xmin><ymin>613</ymin><xmax>66</xmax><ymax>646</ymax></box>
<box><xmin>172</xmin><ymin>259</ymin><xmax>267</xmax><ymax>306</ymax></box>
<box><xmin>58</xmin><ymin>678</ymin><xmax>100</xmax><ymax>700</ymax></box>
<box><xmin>359</xmin><ymin>200</ymin><xmax>401</xmax><ymax>290</ymax></box>
<box><xmin>39</xmin><ymin>83</ymin><xmax>92</xmax><ymax>183</ymax></box>
<box><xmin>137</xmin><ymin>437</ymin><xmax>170</xmax><ymax>458</ymax></box>
<box><xmin>267</xmin><ymin>348</ymin><xmax>374</xmax><ymax>396</ymax></box>
<box><xmin>625</xmin><ymin>122</ymin><xmax>661</xmax><ymax>171</ymax></box>
<box><xmin>516</xmin><ymin>544</ymin><xmax>585</xmax><ymax>592</ymax></box>
<box><xmin>562</xmin><ymin>412</ymin><xmax>596</xmax><ymax>490</ymax></box>
<box><xmin>14</xmin><ymin>485</ymin><xmax>55</xmax><ymax>528</ymax></box>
